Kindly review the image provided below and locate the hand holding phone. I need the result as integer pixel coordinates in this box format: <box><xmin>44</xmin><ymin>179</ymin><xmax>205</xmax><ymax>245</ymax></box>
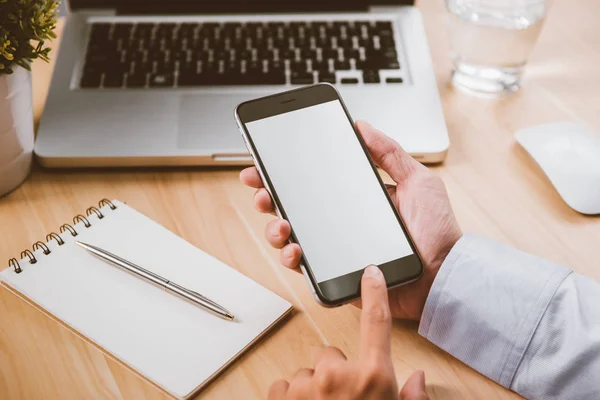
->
<box><xmin>236</xmin><ymin>84</ymin><xmax>461</xmax><ymax>310</ymax></box>
<box><xmin>241</xmin><ymin>119</ymin><xmax>462</xmax><ymax>319</ymax></box>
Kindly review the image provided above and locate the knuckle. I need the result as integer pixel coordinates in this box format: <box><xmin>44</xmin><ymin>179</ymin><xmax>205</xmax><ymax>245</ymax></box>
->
<box><xmin>314</xmin><ymin>365</ymin><xmax>339</xmax><ymax>394</ymax></box>
<box><xmin>366</xmin><ymin>302</ymin><xmax>391</xmax><ymax>325</ymax></box>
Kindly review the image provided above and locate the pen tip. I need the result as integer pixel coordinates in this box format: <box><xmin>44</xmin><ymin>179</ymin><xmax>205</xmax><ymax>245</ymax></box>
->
<box><xmin>225</xmin><ymin>313</ymin><xmax>235</xmax><ymax>321</ymax></box>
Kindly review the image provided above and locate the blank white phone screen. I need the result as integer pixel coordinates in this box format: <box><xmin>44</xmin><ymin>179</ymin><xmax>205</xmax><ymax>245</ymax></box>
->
<box><xmin>246</xmin><ymin>100</ymin><xmax>413</xmax><ymax>283</ymax></box>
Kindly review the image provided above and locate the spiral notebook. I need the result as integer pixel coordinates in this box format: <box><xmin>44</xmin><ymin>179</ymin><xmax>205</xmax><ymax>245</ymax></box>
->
<box><xmin>1</xmin><ymin>200</ymin><xmax>292</xmax><ymax>399</ymax></box>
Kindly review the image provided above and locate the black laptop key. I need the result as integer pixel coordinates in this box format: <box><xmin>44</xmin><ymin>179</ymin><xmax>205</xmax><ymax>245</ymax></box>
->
<box><xmin>375</xmin><ymin>21</ymin><xmax>393</xmax><ymax>31</ymax></box>
<box><xmin>322</xmin><ymin>48</ymin><xmax>337</xmax><ymax>60</ymax></box>
<box><xmin>294</xmin><ymin>37</ymin><xmax>308</xmax><ymax>48</ymax></box>
<box><xmin>224</xmin><ymin>59</ymin><xmax>240</xmax><ymax>72</ymax></box>
<box><xmin>380</xmin><ymin>35</ymin><xmax>396</xmax><ymax>48</ymax></box>
<box><xmin>290</xmin><ymin>60</ymin><xmax>307</xmax><ymax>73</ymax></box>
<box><xmin>249</xmin><ymin>71</ymin><xmax>286</xmax><ymax>85</ymax></box>
<box><xmin>333</xmin><ymin>21</ymin><xmax>349</xmax><ymax>30</ymax></box>
<box><xmin>246</xmin><ymin>22</ymin><xmax>264</xmax><ymax>30</ymax></box>
<box><xmin>267</xmin><ymin>22</ymin><xmax>284</xmax><ymax>30</ymax></box>
<box><xmin>280</xmin><ymin>49</ymin><xmax>294</xmax><ymax>60</ymax></box>
<box><xmin>113</xmin><ymin>23</ymin><xmax>133</xmax><ymax>39</ymax></box>
<box><xmin>126</xmin><ymin>72</ymin><xmax>147</xmax><ymax>87</ymax></box>
<box><xmin>80</xmin><ymin>67</ymin><xmax>102</xmax><ymax>88</ymax></box>
<box><xmin>341</xmin><ymin>78</ymin><xmax>359</xmax><ymax>84</ymax></box>
<box><xmin>90</xmin><ymin>23</ymin><xmax>111</xmax><ymax>41</ymax></box>
<box><xmin>105</xmin><ymin>60</ymin><xmax>128</xmax><ymax>75</ymax></box>
<box><xmin>134</xmin><ymin>23</ymin><xmax>155</xmax><ymax>38</ymax></box>
<box><xmin>334</xmin><ymin>59</ymin><xmax>351</xmax><ymax>70</ymax></box>
<box><xmin>231</xmin><ymin>37</ymin><xmax>246</xmax><ymax>51</ymax></box>
<box><xmin>312</xmin><ymin>22</ymin><xmax>327</xmax><ymax>30</ymax></box>
<box><xmin>170</xmin><ymin>49</ymin><xmax>187</xmax><ymax>61</ymax></box>
<box><xmin>312</xmin><ymin>59</ymin><xmax>329</xmax><ymax>72</ymax></box>
<box><xmin>223</xmin><ymin>22</ymin><xmax>241</xmax><ymax>33</ymax></box>
<box><xmin>297</xmin><ymin>48</ymin><xmax>312</xmax><ymax>59</ymax></box>
<box><xmin>382</xmin><ymin>49</ymin><xmax>398</xmax><ymax>60</ymax></box>
<box><xmin>149</xmin><ymin>72</ymin><xmax>174</xmax><ymax>87</ymax></box>
<box><xmin>337</xmin><ymin>37</ymin><xmax>351</xmax><ymax>49</ymax></box>
<box><xmin>125</xmin><ymin>50</ymin><xmax>145</xmax><ymax>63</ymax></box>
<box><xmin>85</xmin><ymin>52</ymin><xmax>110</xmax><ymax>66</ymax></box>
<box><xmin>236</xmin><ymin>49</ymin><xmax>251</xmax><ymax>59</ymax></box>
<box><xmin>156</xmin><ymin>59</ymin><xmax>175</xmax><ymax>74</ymax></box>
<box><xmin>317</xmin><ymin>72</ymin><xmax>336</xmax><ymax>84</ymax></box>
<box><xmin>247</xmin><ymin>60</ymin><xmax>262</xmax><ymax>72</ymax></box>
<box><xmin>103</xmin><ymin>72</ymin><xmax>124</xmax><ymax>88</ymax></box>
<box><xmin>201</xmin><ymin>22</ymin><xmax>220</xmax><ymax>30</ymax></box>
<box><xmin>315</xmin><ymin>36</ymin><xmax>329</xmax><ymax>48</ymax></box>
<box><xmin>214</xmin><ymin>49</ymin><xmax>229</xmax><ymax>61</ymax></box>
<box><xmin>386</xmin><ymin>77</ymin><xmax>403</xmax><ymax>83</ymax></box>
<box><xmin>346</xmin><ymin>23</ymin><xmax>359</xmax><ymax>36</ymax></box>
<box><xmin>377</xmin><ymin>28</ymin><xmax>394</xmax><ymax>38</ymax></box>
<box><xmin>178</xmin><ymin>72</ymin><xmax>202</xmax><ymax>86</ymax></box>
<box><xmin>179</xmin><ymin>23</ymin><xmax>198</xmax><ymax>36</ymax></box>
<box><xmin>363</xmin><ymin>70</ymin><xmax>380</xmax><ymax>83</ymax></box>
<box><xmin>383</xmin><ymin>61</ymin><xmax>400</xmax><ymax>69</ymax></box>
<box><xmin>291</xmin><ymin>71</ymin><xmax>314</xmax><ymax>85</ymax></box>
<box><xmin>268</xmin><ymin>73</ymin><xmax>287</xmax><ymax>85</ymax></box>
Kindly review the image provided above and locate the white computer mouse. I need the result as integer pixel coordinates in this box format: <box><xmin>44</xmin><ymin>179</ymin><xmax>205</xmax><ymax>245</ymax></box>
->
<box><xmin>515</xmin><ymin>121</ymin><xmax>600</xmax><ymax>215</ymax></box>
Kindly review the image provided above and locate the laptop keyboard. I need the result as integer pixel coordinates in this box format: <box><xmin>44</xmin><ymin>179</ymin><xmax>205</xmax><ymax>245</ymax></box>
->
<box><xmin>80</xmin><ymin>21</ymin><xmax>403</xmax><ymax>89</ymax></box>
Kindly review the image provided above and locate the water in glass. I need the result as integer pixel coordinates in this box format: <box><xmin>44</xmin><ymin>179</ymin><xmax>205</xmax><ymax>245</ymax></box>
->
<box><xmin>446</xmin><ymin>0</ymin><xmax>549</xmax><ymax>96</ymax></box>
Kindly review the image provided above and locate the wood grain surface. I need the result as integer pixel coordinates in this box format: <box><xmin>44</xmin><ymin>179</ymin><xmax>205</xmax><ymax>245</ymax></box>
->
<box><xmin>1</xmin><ymin>0</ymin><xmax>599</xmax><ymax>398</ymax></box>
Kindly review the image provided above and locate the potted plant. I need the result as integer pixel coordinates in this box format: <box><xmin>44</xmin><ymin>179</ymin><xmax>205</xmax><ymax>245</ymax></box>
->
<box><xmin>0</xmin><ymin>0</ymin><xmax>59</xmax><ymax>197</ymax></box>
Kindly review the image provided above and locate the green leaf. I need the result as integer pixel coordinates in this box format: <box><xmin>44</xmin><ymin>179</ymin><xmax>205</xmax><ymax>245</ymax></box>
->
<box><xmin>0</xmin><ymin>0</ymin><xmax>60</xmax><ymax>74</ymax></box>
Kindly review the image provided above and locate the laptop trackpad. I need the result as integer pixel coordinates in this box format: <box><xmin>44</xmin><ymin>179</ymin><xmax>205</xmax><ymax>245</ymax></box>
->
<box><xmin>177</xmin><ymin>94</ymin><xmax>249</xmax><ymax>150</ymax></box>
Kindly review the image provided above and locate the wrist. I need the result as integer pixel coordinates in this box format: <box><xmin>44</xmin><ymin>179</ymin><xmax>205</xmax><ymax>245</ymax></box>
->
<box><xmin>414</xmin><ymin>232</ymin><xmax>463</xmax><ymax>320</ymax></box>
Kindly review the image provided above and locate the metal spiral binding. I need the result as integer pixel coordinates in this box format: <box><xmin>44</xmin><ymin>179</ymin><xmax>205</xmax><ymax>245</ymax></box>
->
<box><xmin>21</xmin><ymin>249</ymin><xmax>37</xmax><ymax>264</ymax></box>
<box><xmin>9</xmin><ymin>258</ymin><xmax>21</xmax><ymax>274</ymax></box>
<box><xmin>7</xmin><ymin>199</ymin><xmax>118</xmax><ymax>274</ymax></box>
<box><xmin>99</xmin><ymin>199</ymin><xmax>117</xmax><ymax>210</ymax></box>
<box><xmin>46</xmin><ymin>232</ymin><xmax>65</xmax><ymax>246</ymax></box>
<box><xmin>59</xmin><ymin>224</ymin><xmax>78</xmax><ymax>237</ymax></box>
<box><xmin>86</xmin><ymin>206</ymin><xmax>104</xmax><ymax>219</ymax></box>
<box><xmin>32</xmin><ymin>241</ymin><xmax>51</xmax><ymax>255</ymax></box>
<box><xmin>73</xmin><ymin>214</ymin><xmax>91</xmax><ymax>228</ymax></box>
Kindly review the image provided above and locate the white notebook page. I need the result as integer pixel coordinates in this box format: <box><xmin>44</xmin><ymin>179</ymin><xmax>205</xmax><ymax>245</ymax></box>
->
<box><xmin>1</xmin><ymin>201</ymin><xmax>292</xmax><ymax>399</ymax></box>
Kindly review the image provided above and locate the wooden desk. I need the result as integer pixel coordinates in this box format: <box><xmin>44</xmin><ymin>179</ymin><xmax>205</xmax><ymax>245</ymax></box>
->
<box><xmin>1</xmin><ymin>0</ymin><xmax>599</xmax><ymax>398</ymax></box>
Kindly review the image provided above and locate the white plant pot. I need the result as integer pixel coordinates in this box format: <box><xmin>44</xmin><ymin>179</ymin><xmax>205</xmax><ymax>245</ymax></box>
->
<box><xmin>0</xmin><ymin>66</ymin><xmax>34</xmax><ymax>197</ymax></box>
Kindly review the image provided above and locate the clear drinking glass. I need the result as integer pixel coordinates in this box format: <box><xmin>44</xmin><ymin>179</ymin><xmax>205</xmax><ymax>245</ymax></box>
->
<box><xmin>446</xmin><ymin>0</ymin><xmax>550</xmax><ymax>96</ymax></box>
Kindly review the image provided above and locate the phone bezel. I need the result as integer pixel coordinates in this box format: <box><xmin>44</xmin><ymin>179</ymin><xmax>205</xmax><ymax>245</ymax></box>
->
<box><xmin>235</xmin><ymin>83</ymin><xmax>424</xmax><ymax>306</ymax></box>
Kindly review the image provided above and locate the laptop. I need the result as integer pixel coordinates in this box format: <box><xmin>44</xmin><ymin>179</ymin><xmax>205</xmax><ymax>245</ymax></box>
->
<box><xmin>35</xmin><ymin>1</ymin><xmax>449</xmax><ymax>167</ymax></box>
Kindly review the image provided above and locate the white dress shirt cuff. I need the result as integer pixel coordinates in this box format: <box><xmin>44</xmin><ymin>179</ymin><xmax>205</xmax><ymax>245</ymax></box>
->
<box><xmin>418</xmin><ymin>234</ymin><xmax>571</xmax><ymax>388</ymax></box>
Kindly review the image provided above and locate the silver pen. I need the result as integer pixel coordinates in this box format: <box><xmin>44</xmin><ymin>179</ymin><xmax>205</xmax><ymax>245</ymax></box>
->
<box><xmin>74</xmin><ymin>241</ymin><xmax>234</xmax><ymax>321</ymax></box>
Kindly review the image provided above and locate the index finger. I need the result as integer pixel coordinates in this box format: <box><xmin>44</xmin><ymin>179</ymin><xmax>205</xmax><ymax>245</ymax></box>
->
<box><xmin>239</xmin><ymin>167</ymin><xmax>265</xmax><ymax>189</ymax></box>
<box><xmin>359</xmin><ymin>265</ymin><xmax>392</xmax><ymax>361</ymax></box>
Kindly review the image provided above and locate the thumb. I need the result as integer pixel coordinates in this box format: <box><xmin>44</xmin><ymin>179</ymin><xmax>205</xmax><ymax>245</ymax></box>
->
<box><xmin>355</xmin><ymin>120</ymin><xmax>419</xmax><ymax>184</ymax></box>
<box><xmin>399</xmin><ymin>370</ymin><xmax>429</xmax><ymax>400</ymax></box>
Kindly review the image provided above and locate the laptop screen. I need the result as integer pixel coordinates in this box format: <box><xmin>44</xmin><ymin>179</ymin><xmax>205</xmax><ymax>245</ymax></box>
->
<box><xmin>70</xmin><ymin>0</ymin><xmax>414</xmax><ymax>13</ymax></box>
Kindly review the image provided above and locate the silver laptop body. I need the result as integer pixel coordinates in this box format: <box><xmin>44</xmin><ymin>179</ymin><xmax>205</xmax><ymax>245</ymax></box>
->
<box><xmin>35</xmin><ymin>0</ymin><xmax>449</xmax><ymax>167</ymax></box>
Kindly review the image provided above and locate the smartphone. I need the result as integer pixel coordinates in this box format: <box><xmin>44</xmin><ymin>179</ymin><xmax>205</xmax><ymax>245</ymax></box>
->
<box><xmin>235</xmin><ymin>84</ymin><xmax>423</xmax><ymax>306</ymax></box>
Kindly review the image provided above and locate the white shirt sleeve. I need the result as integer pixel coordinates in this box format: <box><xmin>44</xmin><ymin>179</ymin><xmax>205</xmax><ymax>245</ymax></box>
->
<box><xmin>418</xmin><ymin>234</ymin><xmax>600</xmax><ymax>399</ymax></box>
